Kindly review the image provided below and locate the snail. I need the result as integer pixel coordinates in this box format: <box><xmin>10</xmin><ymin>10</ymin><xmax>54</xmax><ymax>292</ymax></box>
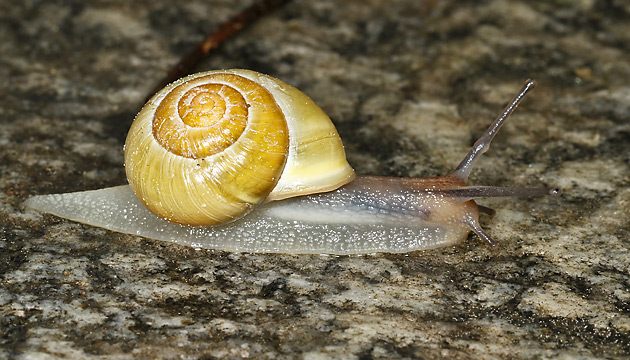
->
<box><xmin>25</xmin><ymin>69</ymin><xmax>559</xmax><ymax>254</ymax></box>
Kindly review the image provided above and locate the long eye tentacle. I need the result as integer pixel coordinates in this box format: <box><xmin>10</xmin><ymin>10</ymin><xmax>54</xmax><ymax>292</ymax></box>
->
<box><xmin>451</xmin><ymin>79</ymin><xmax>537</xmax><ymax>181</ymax></box>
<box><xmin>436</xmin><ymin>186</ymin><xmax>561</xmax><ymax>200</ymax></box>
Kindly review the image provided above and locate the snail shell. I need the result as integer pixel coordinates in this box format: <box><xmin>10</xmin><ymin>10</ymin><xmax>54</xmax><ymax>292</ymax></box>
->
<box><xmin>124</xmin><ymin>69</ymin><xmax>355</xmax><ymax>226</ymax></box>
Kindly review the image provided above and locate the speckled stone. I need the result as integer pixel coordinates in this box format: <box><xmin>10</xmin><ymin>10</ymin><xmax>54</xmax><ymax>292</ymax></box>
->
<box><xmin>1</xmin><ymin>0</ymin><xmax>629</xmax><ymax>359</ymax></box>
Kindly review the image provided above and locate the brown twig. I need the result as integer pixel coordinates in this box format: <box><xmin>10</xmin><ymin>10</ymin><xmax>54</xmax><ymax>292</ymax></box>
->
<box><xmin>146</xmin><ymin>0</ymin><xmax>291</xmax><ymax>101</ymax></box>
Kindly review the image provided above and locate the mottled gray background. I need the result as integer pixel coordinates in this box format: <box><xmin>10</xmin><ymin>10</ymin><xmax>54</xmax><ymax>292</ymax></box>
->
<box><xmin>2</xmin><ymin>0</ymin><xmax>630</xmax><ymax>359</ymax></box>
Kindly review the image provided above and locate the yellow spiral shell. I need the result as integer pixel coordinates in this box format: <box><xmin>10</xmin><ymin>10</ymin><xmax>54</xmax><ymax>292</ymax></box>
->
<box><xmin>124</xmin><ymin>69</ymin><xmax>355</xmax><ymax>226</ymax></box>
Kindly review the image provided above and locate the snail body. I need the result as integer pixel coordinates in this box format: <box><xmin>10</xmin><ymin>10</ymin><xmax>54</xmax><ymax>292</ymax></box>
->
<box><xmin>25</xmin><ymin>70</ymin><xmax>558</xmax><ymax>254</ymax></box>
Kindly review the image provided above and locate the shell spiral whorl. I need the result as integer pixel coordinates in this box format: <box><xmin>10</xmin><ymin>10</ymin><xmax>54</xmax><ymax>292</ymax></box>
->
<box><xmin>124</xmin><ymin>69</ymin><xmax>355</xmax><ymax>226</ymax></box>
<box><xmin>153</xmin><ymin>80</ymin><xmax>249</xmax><ymax>158</ymax></box>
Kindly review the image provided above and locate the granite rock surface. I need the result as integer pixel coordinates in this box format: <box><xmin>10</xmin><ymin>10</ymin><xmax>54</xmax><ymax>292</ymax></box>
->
<box><xmin>1</xmin><ymin>0</ymin><xmax>629</xmax><ymax>359</ymax></box>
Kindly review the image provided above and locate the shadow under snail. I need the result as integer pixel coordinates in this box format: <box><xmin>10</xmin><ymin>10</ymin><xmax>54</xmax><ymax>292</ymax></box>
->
<box><xmin>26</xmin><ymin>69</ymin><xmax>560</xmax><ymax>254</ymax></box>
